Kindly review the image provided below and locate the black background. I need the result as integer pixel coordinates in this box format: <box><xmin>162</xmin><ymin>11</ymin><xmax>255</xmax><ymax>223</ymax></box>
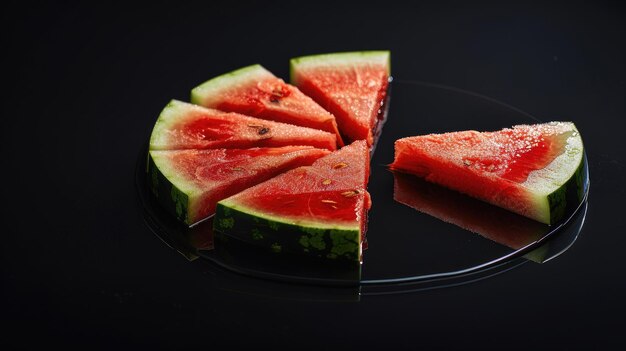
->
<box><xmin>3</xmin><ymin>1</ymin><xmax>625</xmax><ymax>349</ymax></box>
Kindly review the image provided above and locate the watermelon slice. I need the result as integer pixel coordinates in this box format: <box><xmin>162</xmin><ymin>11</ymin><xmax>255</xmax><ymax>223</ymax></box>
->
<box><xmin>390</xmin><ymin>122</ymin><xmax>585</xmax><ymax>225</ymax></box>
<box><xmin>213</xmin><ymin>140</ymin><xmax>371</xmax><ymax>262</ymax></box>
<box><xmin>290</xmin><ymin>51</ymin><xmax>391</xmax><ymax>146</ymax></box>
<box><xmin>148</xmin><ymin>146</ymin><xmax>329</xmax><ymax>225</ymax></box>
<box><xmin>149</xmin><ymin>100</ymin><xmax>337</xmax><ymax>151</ymax></box>
<box><xmin>190</xmin><ymin>64</ymin><xmax>343</xmax><ymax>146</ymax></box>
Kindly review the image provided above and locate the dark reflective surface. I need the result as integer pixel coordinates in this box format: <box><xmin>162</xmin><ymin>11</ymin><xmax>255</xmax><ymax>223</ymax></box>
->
<box><xmin>6</xmin><ymin>2</ymin><xmax>624</xmax><ymax>348</ymax></box>
<box><xmin>137</xmin><ymin>81</ymin><xmax>589</xmax><ymax>290</ymax></box>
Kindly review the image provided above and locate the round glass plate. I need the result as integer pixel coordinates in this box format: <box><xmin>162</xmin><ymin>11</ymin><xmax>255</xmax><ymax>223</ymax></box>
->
<box><xmin>135</xmin><ymin>80</ymin><xmax>590</xmax><ymax>293</ymax></box>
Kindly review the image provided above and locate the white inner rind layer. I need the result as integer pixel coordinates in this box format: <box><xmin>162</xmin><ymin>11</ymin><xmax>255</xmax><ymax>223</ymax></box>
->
<box><xmin>290</xmin><ymin>51</ymin><xmax>391</xmax><ymax>77</ymax></box>
<box><xmin>150</xmin><ymin>100</ymin><xmax>202</xmax><ymax>150</ymax></box>
<box><xmin>149</xmin><ymin>150</ymin><xmax>209</xmax><ymax>224</ymax></box>
<box><xmin>149</xmin><ymin>150</ymin><xmax>203</xmax><ymax>199</ymax></box>
<box><xmin>191</xmin><ymin>64</ymin><xmax>274</xmax><ymax>106</ymax></box>
<box><xmin>521</xmin><ymin>123</ymin><xmax>584</xmax><ymax>222</ymax></box>
<box><xmin>219</xmin><ymin>199</ymin><xmax>361</xmax><ymax>232</ymax></box>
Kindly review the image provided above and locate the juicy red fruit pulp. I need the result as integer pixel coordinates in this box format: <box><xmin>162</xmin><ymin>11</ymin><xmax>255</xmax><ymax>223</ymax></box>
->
<box><xmin>458</xmin><ymin>128</ymin><xmax>568</xmax><ymax>183</ymax></box>
<box><xmin>241</xmin><ymin>190</ymin><xmax>365</xmax><ymax>225</ymax></box>
<box><xmin>184</xmin><ymin>116</ymin><xmax>235</xmax><ymax>142</ymax></box>
<box><xmin>223</xmin><ymin>140</ymin><xmax>372</xmax><ymax>243</ymax></box>
<box><xmin>215</xmin><ymin>79</ymin><xmax>293</xmax><ymax>117</ymax></box>
<box><xmin>213</xmin><ymin>77</ymin><xmax>342</xmax><ymax>144</ymax></box>
<box><xmin>296</xmin><ymin>64</ymin><xmax>389</xmax><ymax>145</ymax></box>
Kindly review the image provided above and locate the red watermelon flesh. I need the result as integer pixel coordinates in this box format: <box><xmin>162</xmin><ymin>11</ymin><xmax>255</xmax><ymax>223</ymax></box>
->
<box><xmin>148</xmin><ymin>146</ymin><xmax>330</xmax><ymax>225</ymax></box>
<box><xmin>223</xmin><ymin>140</ymin><xmax>370</xmax><ymax>232</ymax></box>
<box><xmin>149</xmin><ymin>100</ymin><xmax>337</xmax><ymax>151</ymax></box>
<box><xmin>290</xmin><ymin>51</ymin><xmax>390</xmax><ymax>146</ymax></box>
<box><xmin>390</xmin><ymin>122</ymin><xmax>585</xmax><ymax>225</ymax></box>
<box><xmin>214</xmin><ymin>140</ymin><xmax>371</xmax><ymax>261</ymax></box>
<box><xmin>190</xmin><ymin>65</ymin><xmax>343</xmax><ymax>147</ymax></box>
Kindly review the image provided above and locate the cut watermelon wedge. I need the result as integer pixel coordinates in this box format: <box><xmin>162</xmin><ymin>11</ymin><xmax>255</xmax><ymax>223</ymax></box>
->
<box><xmin>190</xmin><ymin>64</ymin><xmax>343</xmax><ymax>146</ymax></box>
<box><xmin>213</xmin><ymin>140</ymin><xmax>371</xmax><ymax>262</ymax></box>
<box><xmin>148</xmin><ymin>146</ymin><xmax>329</xmax><ymax>225</ymax></box>
<box><xmin>390</xmin><ymin>122</ymin><xmax>585</xmax><ymax>225</ymax></box>
<box><xmin>290</xmin><ymin>51</ymin><xmax>391</xmax><ymax>146</ymax></box>
<box><xmin>149</xmin><ymin>100</ymin><xmax>337</xmax><ymax>151</ymax></box>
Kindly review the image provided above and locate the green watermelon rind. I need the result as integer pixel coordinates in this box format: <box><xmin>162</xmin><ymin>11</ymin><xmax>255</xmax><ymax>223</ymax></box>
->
<box><xmin>213</xmin><ymin>201</ymin><xmax>362</xmax><ymax>262</ymax></box>
<box><xmin>523</xmin><ymin>243</ymin><xmax>550</xmax><ymax>264</ymax></box>
<box><xmin>289</xmin><ymin>51</ymin><xmax>391</xmax><ymax>85</ymax></box>
<box><xmin>544</xmin><ymin>149</ymin><xmax>586</xmax><ymax>225</ymax></box>
<box><xmin>521</xmin><ymin>123</ymin><xmax>585</xmax><ymax>224</ymax></box>
<box><xmin>148</xmin><ymin>151</ymin><xmax>199</xmax><ymax>225</ymax></box>
<box><xmin>190</xmin><ymin>64</ymin><xmax>272</xmax><ymax>106</ymax></box>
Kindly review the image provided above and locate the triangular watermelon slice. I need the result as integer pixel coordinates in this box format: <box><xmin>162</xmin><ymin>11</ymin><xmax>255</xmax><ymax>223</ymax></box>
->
<box><xmin>290</xmin><ymin>51</ymin><xmax>391</xmax><ymax>146</ymax></box>
<box><xmin>149</xmin><ymin>100</ymin><xmax>337</xmax><ymax>151</ymax></box>
<box><xmin>148</xmin><ymin>146</ymin><xmax>330</xmax><ymax>225</ymax></box>
<box><xmin>390</xmin><ymin>122</ymin><xmax>585</xmax><ymax>225</ymax></box>
<box><xmin>213</xmin><ymin>140</ymin><xmax>371</xmax><ymax>262</ymax></box>
<box><xmin>190</xmin><ymin>64</ymin><xmax>343</xmax><ymax>146</ymax></box>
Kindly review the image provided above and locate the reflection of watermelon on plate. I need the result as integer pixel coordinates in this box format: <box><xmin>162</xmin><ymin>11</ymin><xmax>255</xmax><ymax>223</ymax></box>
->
<box><xmin>149</xmin><ymin>100</ymin><xmax>337</xmax><ymax>151</ymax></box>
<box><xmin>148</xmin><ymin>146</ymin><xmax>329</xmax><ymax>225</ymax></box>
<box><xmin>213</xmin><ymin>140</ymin><xmax>371</xmax><ymax>262</ymax></box>
<box><xmin>390</xmin><ymin>122</ymin><xmax>585</xmax><ymax>225</ymax></box>
<box><xmin>190</xmin><ymin>64</ymin><xmax>343</xmax><ymax>147</ymax></box>
<box><xmin>290</xmin><ymin>51</ymin><xmax>391</xmax><ymax>146</ymax></box>
<box><xmin>186</xmin><ymin>219</ymin><xmax>215</xmax><ymax>252</ymax></box>
<box><xmin>393</xmin><ymin>172</ymin><xmax>548</xmax><ymax>250</ymax></box>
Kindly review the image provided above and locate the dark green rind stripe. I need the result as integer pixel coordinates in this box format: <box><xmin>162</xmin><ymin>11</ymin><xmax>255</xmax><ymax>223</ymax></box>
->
<box><xmin>547</xmin><ymin>154</ymin><xmax>587</xmax><ymax>225</ymax></box>
<box><xmin>213</xmin><ymin>202</ymin><xmax>361</xmax><ymax>262</ymax></box>
<box><xmin>147</xmin><ymin>154</ymin><xmax>190</xmax><ymax>224</ymax></box>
